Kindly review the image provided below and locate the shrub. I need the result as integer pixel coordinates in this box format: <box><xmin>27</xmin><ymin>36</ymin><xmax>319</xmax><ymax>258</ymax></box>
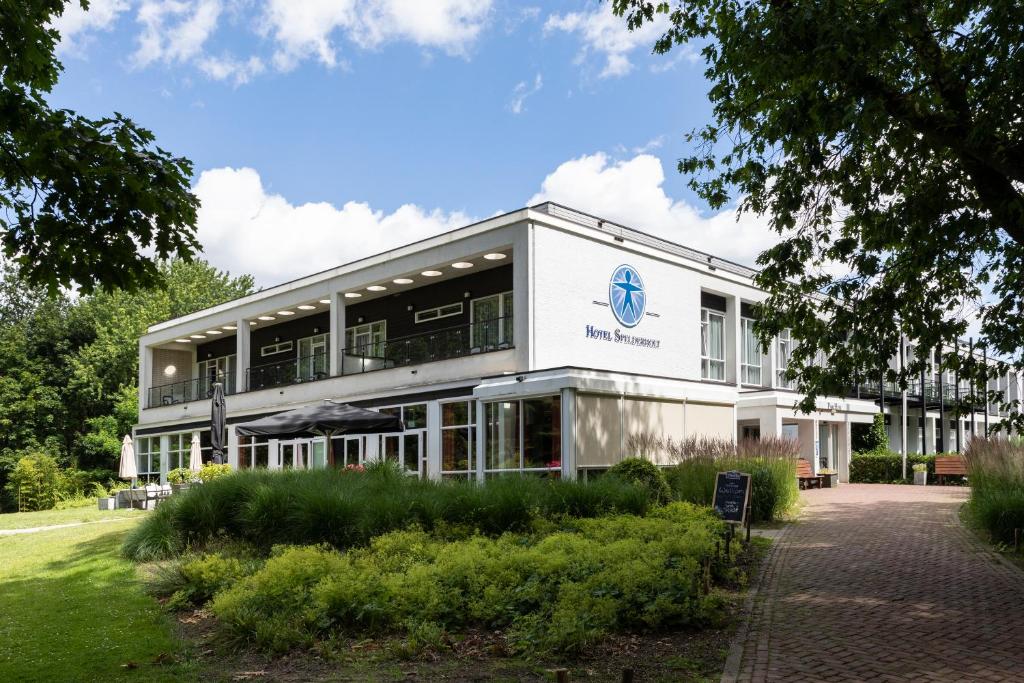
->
<box><xmin>663</xmin><ymin>437</ymin><xmax>799</xmax><ymax>523</ymax></box>
<box><xmin>168</xmin><ymin>467</ymin><xmax>198</xmax><ymax>485</ymax></box>
<box><xmin>209</xmin><ymin>503</ymin><xmax>731</xmax><ymax>655</ymax></box>
<box><xmin>5</xmin><ymin>452</ymin><xmax>60</xmax><ymax>512</ymax></box>
<box><xmin>849</xmin><ymin>452</ymin><xmax>937</xmax><ymax>483</ymax></box>
<box><xmin>607</xmin><ymin>457</ymin><xmax>672</xmax><ymax>504</ymax></box>
<box><xmin>152</xmin><ymin>554</ymin><xmax>252</xmax><ymax>609</ymax></box>
<box><xmin>198</xmin><ymin>463</ymin><xmax>231</xmax><ymax>482</ymax></box>
<box><xmin>964</xmin><ymin>439</ymin><xmax>1024</xmax><ymax>546</ymax></box>
<box><xmin>123</xmin><ymin>468</ymin><xmax>651</xmax><ymax>561</ymax></box>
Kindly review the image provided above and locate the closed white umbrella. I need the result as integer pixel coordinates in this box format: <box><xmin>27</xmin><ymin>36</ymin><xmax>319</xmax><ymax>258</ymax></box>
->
<box><xmin>189</xmin><ymin>434</ymin><xmax>203</xmax><ymax>472</ymax></box>
<box><xmin>119</xmin><ymin>435</ymin><xmax>138</xmax><ymax>510</ymax></box>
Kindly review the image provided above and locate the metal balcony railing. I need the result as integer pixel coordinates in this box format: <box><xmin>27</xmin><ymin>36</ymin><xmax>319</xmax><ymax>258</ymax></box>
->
<box><xmin>246</xmin><ymin>352</ymin><xmax>330</xmax><ymax>392</ymax></box>
<box><xmin>148</xmin><ymin>373</ymin><xmax>237</xmax><ymax>408</ymax></box>
<box><xmin>340</xmin><ymin>316</ymin><xmax>513</xmax><ymax>375</ymax></box>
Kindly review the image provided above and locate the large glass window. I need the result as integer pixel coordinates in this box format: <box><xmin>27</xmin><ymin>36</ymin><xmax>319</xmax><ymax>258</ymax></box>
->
<box><xmin>485</xmin><ymin>396</ymin><xmax>561</xmax><ymax>475</ymax></box>
<box><xmin>167</xmin><ymin>433</ymin><xmax>189</xmax><ymax>471</ymax></box>
<box><xmin>701</xmin><ymin>308</ymin><xmax>726</xmax><ymax>380</ymax></box>
<box><xmin>297</xmin><ymin>333</ymin><xmax>329</xmax><ymax>380</ymax></box>
<box><xmin>345</xmin><ymin>321</ymin><xmax>386</xmax><ymax>357</ymax></box>
<box><xmin>441</xmin><ymin>401</ymin><xmax>475</xmax><ymax>478</ymax></box>
<box><xmin>741</xmin><ymin>317</ymin><xmax>762</xmax><ymax>385</ymax></box>
<box><xmin>776</xmin><ymin>329</ymin><xmax>796</xmax><ymax>389</ymax></box>
<box><xmin>198</xmin><ymin>354</ymin><xmax>236</xmax><ymax>395</ymax></box>
<box><xmin>373</xmin><ymin>404</ymin><xmax>426</xmax><ymax>476</ymax></box>
<box><xmin>135</xmin><ymin>437</ymin><xmax>160</xmax><ymax>482</ymax></box>
<box><xmin>471</xmin><ymin>291</ymin><xmax>513</xmax><ymax>349</ymax></box>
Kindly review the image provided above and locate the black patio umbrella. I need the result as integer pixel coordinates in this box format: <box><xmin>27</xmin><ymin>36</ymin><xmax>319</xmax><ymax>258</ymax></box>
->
<box><xmin>211</xmin><ymin>381</ymin><xmax>227</xmax><ymax>464</ymax></box>
<box><xmin>234</xmin><ymin>402</ymin><xmax>404</xmax><ymax>466</ymax></box>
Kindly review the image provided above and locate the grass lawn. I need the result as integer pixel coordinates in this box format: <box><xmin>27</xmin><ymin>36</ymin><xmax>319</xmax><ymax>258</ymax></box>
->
<box><xmin>0</xmin><ymin>505</ymin><xmax>139</xmax><ymax>531</ymax></box>
<box><xmin>0</xmin><ymin>516</ymin><xmax>198</xmax><ymax>682</ymax></box>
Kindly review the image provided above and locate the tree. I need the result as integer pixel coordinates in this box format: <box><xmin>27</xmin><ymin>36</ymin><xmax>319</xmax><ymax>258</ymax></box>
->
<box><xmin>1</xmin><ymin>0</ymin><xmax>199</xmax><ymax>294</ymax></box>
<box><xmin>612</xmin><ymin>1</ymin><xmax>1024</xmax><ymax>432</ymax></box>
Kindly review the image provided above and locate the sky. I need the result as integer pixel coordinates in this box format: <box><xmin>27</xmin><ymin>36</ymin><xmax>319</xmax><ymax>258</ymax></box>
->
<box><xmin>50</xmin><ymin>0</ymin><xmax>779</xmax><ymax>288</ymax></box>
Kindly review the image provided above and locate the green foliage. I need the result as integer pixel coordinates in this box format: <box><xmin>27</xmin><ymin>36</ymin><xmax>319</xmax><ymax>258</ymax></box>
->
<box><xmin>122</xmin><ymin>468</ymin><xmax>651</xmax><ymax>561</ymax></box>
<box><xmin>153</xmin><ymin>554</ymin><xmax>251</xmax><ymax>610</ymax></box>
<box><xmin>1</xmin><ymin>0</ymin><xmax>200</xmax><ymax>294</ymax></box>
<box><xmin>611</xmin><ymin>0</ymin><xmax>1024</xmax><ymax>431</ymax></box>
<box><xmin>849</xmin><ymin>453</ymin><xmax>937</xmax><ymax>484</ymax></box>
<box><xmin>607</xmin><ymin>457</ymin><xmax>672</xmax><ymax>504</ymax></box>
<box><xmin>853</xmin><ymin>413</ymin><xmax>891</xmax><ymax>454</ymax></box>
<box><xmin>964</xmin><ymin>439</ymin><xmax>1024</xmax><ymax>545</ymax></box>
<box><xmin>208</xmin><ymin>503</ymin><xmax>731</xmax><ymax>655</ymax></box>
<box><xmin>167</xmin><ymin>468</ymin><xmax>198</xmax><ymax>485</ymax></box>
<box><xmin>912</xmin><ymin>463</ymin><xmax>928</xmax><ymax>473</ymax></box>
<box><xmin>198</xmin><ymin>463</ymin><xmax>231</xmax><ymax>482</ymax></box>
<box><xmin>6</xmin><ymin>452</ymin><xmax>60</xmax><ymax>511</ymax></box>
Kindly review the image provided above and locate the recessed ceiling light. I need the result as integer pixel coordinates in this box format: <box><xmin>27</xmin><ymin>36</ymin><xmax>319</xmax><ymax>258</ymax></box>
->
<box><xmin>298</xmin><ymin>304</ymin><xmax>316</xmax><ymax>310</ymax></box>
<box><xmin>422</xmin><ymin>270</ymin><xmax>443</xmax><ymax>277</ymax></box>
<box><xmin>393</xmin><ymin>277</ymin><xmax>414</xmax><ymax>285</ymax></box>
<box><xmin>452</xmin><ymin>261</ymin><xmax>473</xmax><ymax>269</ymax></box>
<box><xmin>319</xmin><ymin>299</ymin><xmax>331</xmax><ymax>304</ymax></box>
<box><xmin>277</xmin><ymin>310</ymin><xmax>295</xmax><ymax>316</ymax></box>
<box><xmin>222</xmin><ymin>325</ymin><xmax>237</xmax><ymax>330</ymax></box>
<box><xmin>190</xmin><ymin>334</ymin><xmax>206</xmax><ymax>339</ymax></box>
<box><xmin>344</xmin><ymin>292</ymin><xmax>362</xmax><ymax>298</ymax></box>
<box><xmin>174</xmin><ymin>338</ymin><xmax>191</xmax><ymax>343</ymax></box>
<box><xmin>248</xmin><ymin>321</ymin><xmax>257</xmax><ymax>326</ymax></box>
<box><xmin>367</xmin><ymin>285</ymin><xmax>387</xmax><ymax>292</ymax></box>
<box><xmin>258</xmin><ymin>315</ymin><xmax>275</xmax><ymax>321</ymax></box>
<box><xmin>483</xmin><ymin>253</ymin><xmax>507</xmax><ymax>260</ymax></box>
<box><xmin>206</xmin><ymin>330</ymin><xmax>222</xmax><ymax>335</ymax></box>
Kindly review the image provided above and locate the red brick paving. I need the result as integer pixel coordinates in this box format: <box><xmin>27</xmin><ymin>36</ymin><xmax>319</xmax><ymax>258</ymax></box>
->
<box><xmin>726</xmin><ymin>484</ymin><xmax>1024</xmax><ymax>682</ymax></box>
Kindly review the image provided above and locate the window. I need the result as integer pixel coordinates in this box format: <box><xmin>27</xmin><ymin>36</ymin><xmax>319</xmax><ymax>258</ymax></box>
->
<box><xmin>373</xmin><ymin>404</ymin><xmax>427</xmax><ymax>476</ymax></box>
<box><xmin>297</xmin><ymin>333</ymin><xmax>328</xmax><ymax>380</ymax></box>
<box><xmin>741</xmin><ymin>318</ymin><xmax>762</xmax><ymax>385</ymax></box>
<box><xmin>197</xmin><ymin>355</ymin><xmax>235</xmax><ymax>394</ymax></box>
<box><xmin>484</xmin><ymin>396</ymin><xmax>561</xmax><ymax>475</ymax></box>
<box><xmin>701</xmin><ymin>308</ymin><xmax>726</xmax><ymax>380</ymax></box>
<box><xmin>261</xmin><ymin>341</ymin><xmax>293</xmax><ymax>357</ymax></box>
<box><xmin>167</xmin><ymin>433</ymin><xmax>190</xmax><ymax>471</ymax></box>
<box><xmin>345</xmin><ymin>320</ymin><xmax>386</xmax><ymax>357</ymax></box>
<box><xmin>470</xmin><ymin>290</ymin><xmax>513</xmax><ymax>349</ymax></box>
<box><xmin>237</xmin><ymin>436</ymin><xmax>269</xmax><ymax>469</ymax></box>
<box><xmin>415</xmin><ymin>302</ymin><xmax>463</xmax><ymax>323</ymax></box>
<box><xmin>441</xmin><ymin>401</ymin><xmax>475</xmax><ymax>478</ymax></box>
<box><xmin>776</xmin><ymin>329</ymin><xmax>795</xmax><ymax>389</ymax></box>
<box><xmin>135</xmin><ymin>437</ymin><xmax>160</xmax><ymax>482</ymax></box>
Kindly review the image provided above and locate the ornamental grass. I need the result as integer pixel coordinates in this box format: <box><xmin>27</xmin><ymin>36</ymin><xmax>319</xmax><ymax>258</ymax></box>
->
<box><xmin>963</xmin><ymin>438</ymin><xmax>1024</xmax><ymax>546</ymax></box>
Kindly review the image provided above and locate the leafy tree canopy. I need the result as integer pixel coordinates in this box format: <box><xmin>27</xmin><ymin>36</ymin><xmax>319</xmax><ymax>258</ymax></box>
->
<box><xmin>1</xmin><ymin>0</ymin><xmax>200</xmax><ymax>294</ymax></box>
<box><xmin>613</xmin><ymin>0</ymin><xmax>1024</xmax><ymax>431</ymax></box>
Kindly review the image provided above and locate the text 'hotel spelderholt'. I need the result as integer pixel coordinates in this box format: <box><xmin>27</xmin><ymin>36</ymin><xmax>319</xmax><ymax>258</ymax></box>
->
<box><xmin>135</xmin><ymin>203</ymin><xmax>1021</xmax><ymax>483</ymax></box>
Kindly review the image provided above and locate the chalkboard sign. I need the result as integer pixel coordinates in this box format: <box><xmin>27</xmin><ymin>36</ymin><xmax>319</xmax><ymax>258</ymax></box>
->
<box><xmin>712</xmin><ymin>470</ymin><xmax>752</xmax><ymax>525</ymax></box>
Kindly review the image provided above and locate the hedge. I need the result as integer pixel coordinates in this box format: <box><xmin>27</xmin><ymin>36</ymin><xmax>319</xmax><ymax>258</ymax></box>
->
<box><xmin>849</xmin><ymin>452</ymin><xmax>948</xmax><ymax>483</ymax></box>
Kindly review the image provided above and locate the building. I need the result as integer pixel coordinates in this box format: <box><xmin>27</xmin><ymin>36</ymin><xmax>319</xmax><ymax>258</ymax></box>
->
<box><xmin>134</xmin><ymin>203</ymin><xmax>1020</xmax><ymax>483</ymax></box>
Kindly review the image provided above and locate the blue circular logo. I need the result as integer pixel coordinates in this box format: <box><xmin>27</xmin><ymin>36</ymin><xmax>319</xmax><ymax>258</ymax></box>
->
<box><xmin>608</xmin><ymin>264</ymin><xmax>646</xmax><ymax>328</ymax></box>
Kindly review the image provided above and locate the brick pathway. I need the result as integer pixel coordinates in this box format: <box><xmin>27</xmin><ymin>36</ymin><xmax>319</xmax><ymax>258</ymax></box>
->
<box><xmin>726</xmin><ymin>484</ymin><xmax>1024</xmax><ymax>682</ymax></box>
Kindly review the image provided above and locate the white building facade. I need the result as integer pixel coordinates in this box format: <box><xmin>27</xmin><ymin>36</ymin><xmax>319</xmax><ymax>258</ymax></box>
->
<box><xmin>133</xmin><ymin>204</ymin><xmax>1020</xmax><ymax>484</ymax></box>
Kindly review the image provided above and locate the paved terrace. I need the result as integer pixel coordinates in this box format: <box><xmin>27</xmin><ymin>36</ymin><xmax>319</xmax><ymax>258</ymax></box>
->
<box><xmin>727</xmin><ymin>484</ymin><xmax>1024</xmax><ymax>682</ymax></box>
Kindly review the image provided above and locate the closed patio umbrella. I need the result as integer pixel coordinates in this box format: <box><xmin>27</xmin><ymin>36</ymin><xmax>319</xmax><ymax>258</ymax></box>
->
<box><xmin>211</xmin><ymin>381</ymin><xmax>226</xmax><ymax>464</ymax></box>
<box><xmin>189</xmin><ymin>433</ymin><xmax>203</xmax><ymax>472</ymax></box>
<box><xmin>119</xmin><ymin>435</ymin><xmax>138</xmax><ymax>509</ymax></box>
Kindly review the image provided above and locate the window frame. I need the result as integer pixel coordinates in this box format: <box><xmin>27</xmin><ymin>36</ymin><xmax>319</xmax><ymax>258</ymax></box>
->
<box><xmin>260</xmin><ymin>341</ymin><xmax>293</xmax><ymax>357</ymax></box>
<box><xmin>344</xmin><ymin>320</ymin><xmax>387</xmax><ymax>357</ymax></box>
<box><xmin>700</xmin><ymin>307</ymin><xmax>727</xmax><ymax>381</ymax></box>
<box><xmin>776</xmin><ymin>329</ymin><xmax>796</xmax><ymax>389</ymax></box>
<box><xmin>740</xmin><ymin>317</ymin><xmax>762</xmax><ymax>385</ymax></box>
<box><xmin>414</xmin><ymin>302</ymin><xmax>463</xmax><ymax>324</ymax></box>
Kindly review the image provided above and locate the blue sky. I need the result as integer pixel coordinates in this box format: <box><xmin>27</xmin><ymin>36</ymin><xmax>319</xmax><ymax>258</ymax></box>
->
<box><xmin>50</xmin><ymin>0</ymin><xmax>776</xmax><ymax>286</ymax></box>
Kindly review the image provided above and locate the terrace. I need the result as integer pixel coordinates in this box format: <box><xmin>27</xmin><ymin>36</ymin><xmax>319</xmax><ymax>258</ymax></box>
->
<box><xmin>143</xmin><ymin>250</ymin><xmax>515</xmax><ymax>410</ymax></box>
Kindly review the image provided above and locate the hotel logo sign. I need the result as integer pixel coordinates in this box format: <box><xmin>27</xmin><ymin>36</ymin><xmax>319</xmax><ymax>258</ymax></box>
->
<box><xmin>584</xmin><ymin>264</ymin><xmax>661</xmax><ymax>349</ymax></box>
<box><xmin>608</xmin><ymin>264</ymin><xmax>646</xmax><ymax>328</ymax></box>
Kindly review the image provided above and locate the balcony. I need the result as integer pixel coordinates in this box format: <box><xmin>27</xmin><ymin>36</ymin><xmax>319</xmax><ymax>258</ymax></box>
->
<box><xmin>247</xmin><ymin>353</ymin><xmax>330</xmax><ymax>392</ymax></box>
<box><xmin>148</xmin><ymin>374</ymin><xmax>238</xmax><ymax>408</ymax></box>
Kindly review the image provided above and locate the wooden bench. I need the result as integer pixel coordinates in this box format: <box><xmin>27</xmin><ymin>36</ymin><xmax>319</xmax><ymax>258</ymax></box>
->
<box><xmin>934</xmin><ymin>455</ymin><xmax>967</xmax><ymax>484</ymax></box>
<box><xmin>796</xmin><ymin>458</ymin><xmax>824</xmax><ymax>489</ymax></box>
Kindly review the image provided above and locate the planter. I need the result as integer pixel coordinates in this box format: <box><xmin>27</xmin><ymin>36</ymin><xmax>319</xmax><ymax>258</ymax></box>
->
<box><xmin>821</xmin><ymin>473</ymin><xmax>838</xmax><ymax>488</ymax></box>
<box><xmin>97</xmin><ymin>497</ymin><xmax>116</xmax><ymax>510</ymax></box>
<box><xmin>914</xmin><ymin>471</ymin><xmax>928</xmax><ymax>486</ymax></box>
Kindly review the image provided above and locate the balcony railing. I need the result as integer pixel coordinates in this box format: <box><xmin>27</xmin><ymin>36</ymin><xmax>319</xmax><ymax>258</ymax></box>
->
<box><xmin>341</xmin><ymin>316</ymin><xmax>513</xmax><ymax>376</ymax></box>
<box><xmin>148</xmin><ymin>374</ymin><xmax>237</xmax><ymax>408</ymax></box>
<box><xmin>246</xmin><ymin>352</ymin><xmax>330</xmax><ymax>392</ymax></box>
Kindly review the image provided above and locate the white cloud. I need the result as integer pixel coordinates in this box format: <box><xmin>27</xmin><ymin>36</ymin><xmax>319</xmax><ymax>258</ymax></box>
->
<box><xmin>509</xmin><ymin>73</ymin><xmax>542</xmax><ymax>114</ymax></box>
<box><xmin>260</xmin><ymin>0</ymin><xmax>492</xmax><ymax>72</ymax></box>
<box><xmin>527</xmin><ymin>152</ymin><xmax>778</xmax><ymax>267</ymax></box>
<box><xmin>544</xmin><ymin>3</ymin><xmax>666</xmax><ymax>78</ymax></box>
<box><xmin>198</xmin><ymin>53</ymin><xmax>265</xmax><ymax>84</ymax></box>
<box><xmin>133</xmin><ymin>0</ymin><xmax>222</xmax><ymax>67</ymax></box>
<box><xmin>192</xmin><ymin>167</ymin><xmax>471</xmax><ymax>286</ymax></box>
<box><xmin>52</xmin><ymin>0</ymin><xmax>130</xmax><ymax>54</ymax></box>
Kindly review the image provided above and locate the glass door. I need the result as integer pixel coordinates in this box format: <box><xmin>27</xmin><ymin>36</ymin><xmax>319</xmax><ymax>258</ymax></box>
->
<box><xmin>310</xmin><ymin>439</ymin><xmax>326</xmax><ymax>469</ymax></box>
<box><xmin>297</xmin><ymin>334</ymin><xmax>328</xmax><ymax>381</ymax></box>
<box><xmin>471</xmin><ymin>296</ymin><xmax>500</xmax><ymax>349</ymax></box>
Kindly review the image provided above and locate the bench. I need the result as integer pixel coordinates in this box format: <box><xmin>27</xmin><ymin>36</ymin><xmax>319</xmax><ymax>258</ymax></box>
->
<box><xmin>796</xmin><ymin>458</ymin><xmax>824</xmax><ymax>489</ymax></box>
<box><xmin>934</xmin><ymin>455</ymin><xmax>967</xmax><ymax>484</ymax></box>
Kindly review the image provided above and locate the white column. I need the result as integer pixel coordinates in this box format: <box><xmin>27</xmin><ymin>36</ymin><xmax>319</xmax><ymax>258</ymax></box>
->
<box><xmin>838</xmin><ymin>419</ymin><xmax>852</xmax><ymax>483</ymax></box>
<box><xmin>475</xmin><ymin>399</ymin><xmax>486</xmax><ymax>483</ymax></box>
<box><xmin>425</xmin><ymin>400</ymin><xmax>441</xmax><ymax>480</ymax></box>
<box><xmin>330</xmin><ymin>291</ymin><xmax>346</xmax><ymax>376</ymax></box>
<box><xmin>764</xmin><ymin>334</ymin><xmax>776</xmax><ymax>389</ymax></box>
<box><xmin>758</xmin><ymin>410</ymin><xmax>782</xmax><ymax>438</ymax></box>
<box><xmin>235</xmin><ymin>317</ymin><xmax>250</xmax><ymax>392</ymax></box>
<box><xmin>159</xmin><ymin>434</ymin><xmax>170</xmax><ymax>485</ymax></box>
<box><xmin>560</xmin><ymin>388</ymin><xmax>576</xmax><ymax>480</ymax></box>
<box><xmin>268</xmin><ymin>438</ymin><xmax>280</xmax><ymax>470</ymax></box>
<box><xmin>798</xmin><ymin>419</ymin><xmax>818</xmax><ymax>473</ymax></box>
<box><xmin>512</xmin><ymin>226</ymin><xmax>531</xmax><ymax>371</ymax></box>
<box><xmin>727</xmin><ymin>297</ymin><xmax>740</xmax><ymax>386</ymax></box>
<box><xmin>364</xmin><ymin>434</ymin><xmax>380</xmax><ymax>462</ymax></box>
<box><xmin>139</xmin><ymin>342</ymin><xmax>153</xmax><ymax>413</ymax></box>
<box><xmin>227</xmin><ymin>425</ymin><xmax>239</xmax><ymax>469</ymax></box>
